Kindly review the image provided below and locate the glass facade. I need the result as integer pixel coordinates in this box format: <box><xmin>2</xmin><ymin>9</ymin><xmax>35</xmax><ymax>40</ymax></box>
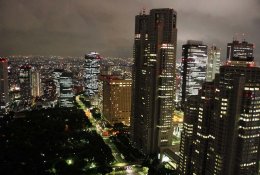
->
<box><xmin>84</xmin><ymin>52</ymin><xmax>101</xmax><ymax>97</ymax></box>
<box><xmin>227</xmin><ymin>40</ymin><xmax>254</xmax><ymax>62</ymax></box>
<box><xmin>181</xmin><ymin>40</ymin><xmax>208</xmax><ymax>108</ymax></box>
<box><xmin>59</xmin><ymin>72</ymin><xmax>74</xmax><ymax>107</ymax></box>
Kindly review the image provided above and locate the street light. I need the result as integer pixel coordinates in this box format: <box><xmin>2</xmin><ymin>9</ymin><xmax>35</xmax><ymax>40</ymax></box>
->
<box><xmin>66</xmin><ymin>159</ymin><xmax>73</xmax><ymax>165</ymax></box>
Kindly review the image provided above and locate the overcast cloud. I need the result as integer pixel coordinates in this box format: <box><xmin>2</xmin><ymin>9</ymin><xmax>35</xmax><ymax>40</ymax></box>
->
<box><xmin>0</xmin><ymin>0</ymin><xmax>259</xmax><ymax>62</ymax></box>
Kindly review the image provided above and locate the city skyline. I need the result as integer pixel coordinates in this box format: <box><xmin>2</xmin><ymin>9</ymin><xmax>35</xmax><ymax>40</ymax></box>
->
<box><xmin>0</xmin><ymin>0</ymin><xmax>259</xmax><ymax>62</ymax></box>
<box><xmin>0</xmin><ymin>3</ymin><xmax>260</xmax><ymax>174</ymax></box>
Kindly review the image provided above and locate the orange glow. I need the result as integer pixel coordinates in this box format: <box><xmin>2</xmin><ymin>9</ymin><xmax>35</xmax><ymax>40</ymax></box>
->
<box><xmin>84</xmin><ymin>109</ymin><xmax>91</xmax><ymax>118</ymax></box>
<box><xmin>173</xmin><ymin>111</ymin><xmax>184</xmax><ymax>123</ymax></box>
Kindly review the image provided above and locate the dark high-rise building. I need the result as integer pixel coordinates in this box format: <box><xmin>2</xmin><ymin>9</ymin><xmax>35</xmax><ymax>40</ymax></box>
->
<box><xmin>19</xmin><ymin>65</ymin><xmax>32</xmax><ymax>102</ymax></box>
<box><xmin>131</xmin><ymin>8</ymin><xmax>177</xmax><ymax>155</ymax></box>
<box><xmin>43</xmin><ymin>79</ymin><xmax>56</xmax><ymax>102</ymax></box>
<box><xmin>179</xmin><ymin>82</ymin><xmax>215</xmax><ymax>175</ymax></box>
<box><xmin>0</xmin><ymin>58</ymin><xmax>9</xmax><ymax>104</ymax></box>
<box><xmin>193</xmin><ymin>82</ymin><xmax>215</xmax><ymax>174</ymax></box>
<box><xmin>227</xmin><ymin>40</ymin><xmax>254</xmax><ymax>62</ymax></box>
<box><xmin>179</xmin><ymin>95</ymin><xmax>199</xmax><ymax>174</ymax></box>
<box><xmin>178</xmin><ymin>40</ymin><xmax>260</xmax><ymax>175</ymax></box>
<box><xmin>226</xmin><ymin>39</ymin><xmax>255</xmax><ymax>67</ymax></box>
<box><xmin>181</xmin><ymin>40</ymin><xmax>208</xmax><ymax>108</ymax></box>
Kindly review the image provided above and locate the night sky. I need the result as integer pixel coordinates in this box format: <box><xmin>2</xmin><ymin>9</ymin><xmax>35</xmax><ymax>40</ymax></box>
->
<box><xmin>0</xmin><ymin>0</ymin><xmax>259</xmax><ymax>62</ymax></box>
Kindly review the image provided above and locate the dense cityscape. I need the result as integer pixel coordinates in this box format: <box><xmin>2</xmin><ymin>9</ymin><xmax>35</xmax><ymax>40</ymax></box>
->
<box><xmin>0</xmin><ymin>1</ymin><xmax>259</xmax><ymax>175</ymax></box>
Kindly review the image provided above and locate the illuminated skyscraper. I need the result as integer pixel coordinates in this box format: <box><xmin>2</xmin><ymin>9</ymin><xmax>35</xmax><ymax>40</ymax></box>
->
<box><xmin>175</xmin><ymin>62</ymin><xmax>183</xmax><ymax>108</ymax></box>
<box><xmin>84</xmin><ymin>52</ymin><xmax>101</xmax><ymax>106</ymax></box>
<box><xmin>179</xmin><ymin>95</ymin><xmax>199</xmax><ymax>174</ymax></box>
<box><xmin>19</xmin><ymin>65</ymin><xmax>32</xmax><ymax>102</ymax></box>
<box><xmin>31</xmin><ymin>69</ymin><xmax>42</xmax><ymax>97</ymax></box>
<box><xmin>131</xmin><ymin>8</ymin><xmax>177</xmax><ymax>155</ymax></box>
<box><xmin>59</xmin><ymin>72</ymin><xmax>74</xmax><ymax>107</ymax></box>
<box><xmin>181</xmin><ymin>40</ymin><xmax>208</xmax><ymax>108</ymax></box>
<box><xmin>102</xmin><ymin>76</ymin><xmax>132</xmax><ymax>126</ymax></box>
<box><xmin>179</xmin><ymin>40</ymin><xmax>260</xmax><ymax>175</ymax></box>
<box><xmin>0</xmin><ymin>58</ymin><xmax>9</xmax><ymax>104</ymax></box>
<box><xmin>226</xmin><ymin>39</ymin><xmax>254</xmax><ymax>66</ymax></box>
<box><xmin>207</xmin><ymin>66</ymin><xmax>260</xmax><ymax>175</ymax></box>
<box><xmin>206</xmin><ymin>45</ymin><xmax>220</xmax><ymax>82</ymax></box>
<box><xmin>53</xmin><ymin>69</ymin><xmax>64</xmax><ymax>97</ymax></box>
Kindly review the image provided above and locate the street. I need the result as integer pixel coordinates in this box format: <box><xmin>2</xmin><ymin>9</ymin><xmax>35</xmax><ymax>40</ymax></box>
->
<box><xmin>76</xmin><ymin>95</ymin><xmax>148</xmax><ymax>175</ymax></box>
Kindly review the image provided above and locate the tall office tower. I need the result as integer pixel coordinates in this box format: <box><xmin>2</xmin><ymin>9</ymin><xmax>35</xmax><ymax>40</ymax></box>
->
<box><xmin>179</xmin><ymin>95</ymin><xmax>199</xmax><ymax>174</ymax></box>
<box><xmin>102</xmin><ymin>76</ymin><xmax>132</xmax><ymax>126</ymax></box>
<box><xmin>179</xmin><ymin>82</ymin><xmax>214</xmax><ymax>175</ymax></box>
<box><xmin>226</xmin><ymin>39</ymin><xmax>254</xmax><ymax>66</ymax></box>
<box><xmin>192</xmin><ymin>82</ymin><xmax>215</xmax><ymax>174</ymax></box>
<box><xmin>179</xmin><ymin>68</ymin><xmax>260</xmax><ymax>175</ymax></box>
<box><xmin>178</xmin><ymin>40</ymin><xmax>260</xmax><ymax>175</ymax></box>
<box><xmin>181</xmin><ymin>40</ymin><xmax>208</xmax><ymax>108</ymax></box>
<box><xmin>53</xmin><ymin>69</ymin><xmax>64</xmax><ymax>97</ymax></box>
<box><xmin>207</xmin><ymin>66</ymin><xmax>260</xmax><ymax>175</ymax></box>
<box><xmin>131</xmin><ymin>8</ymin><xmax>177</xmax><ymax>155</ymax></box>
<box><xmin>206</xmin><ymin>46</ymin><xmax>220</xmax><ymax>82</ymax></box>
<box><xmin>19</xmin><ymin>65</ymin><xmax>32</xmax><ymax>102</ymax></box>
<box><xmin>43</xmin><ymin>79</ymin><xmax>56</xmax><ymax>101</ymax></box>
<box><xmin>31</xmin><ymin>69</ymin><xmax>42</xmax><ymax>97</ymax></box>
<box><xmin>84</xmin><ymin>52</ymin><xmax>101</xmax><ymax>106</ymax></box>
<box><xmin>59</xmin><ymin>72</ymin><xmax>74</xmax><ymax>107</ymax></box>
<box><xmin>0</xmin><ymin>58</ymin><xmax>9</xmax><ymax>104</ymax></box>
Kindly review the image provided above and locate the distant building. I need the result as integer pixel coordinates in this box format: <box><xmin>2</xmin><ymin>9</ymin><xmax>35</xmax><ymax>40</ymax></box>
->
<box><xmin>59</xmin><ymin>72</ymin><xmax>74</xmax><ymax>107</ymax></box>
<box><xmin>206</xmin><ymin>45</ymin><xmax>220</xmax><ymax>82</ymax></box>
<box><xmin>0</xmin><ymin>58</ymin><xmax>9</xmax><ymax>104</ymax></box>
<box><xmin>102</xmin><ymin>76</ymin><xmax>132</xmax><ymax>126</ymax></box>
<box><xmin>227</xmin><ymin>39</ymin><xmax>254</xmax><ymax>62</ymax></box>
<box><xmin>84</xmin><ymin>52</ymin><xmax>101</xmax><ymax>106</ymax></box>
<box><xmin>9</xmin><ymin>86</ymin><xmax>20</xmax><ymax>103</ymax></box>
<box><xmin>42</xmin><ymin>79</ymin><xmax>56</xmax><ymax>101</ymax></box>
<box><xmin>84</xmin><ymin>52</ymin><xmax>101</xmax><ymax>96</ymax></box>
<box><xmin>53</xmin><ymin>69</ymin><xmax>64</xmax><ymax>97</ymax></box>
<box><xmin>19</xmin><ymin>65</ymin><xmax>32</xmax><ymax>102</ymax></box>
<box><xmin>31</xmin><ymin>69</ymin><xmax>42</xmax><ymax>97</ymax></box>
<box><xmin>131</xmin><ymin>8</ymin><xmax>177</xmax><ymax>155</ymax></box>
<box><xmin>181</xmin><ymin>40</ymin><xmax>208</xmax><ymax>108</ymax></box>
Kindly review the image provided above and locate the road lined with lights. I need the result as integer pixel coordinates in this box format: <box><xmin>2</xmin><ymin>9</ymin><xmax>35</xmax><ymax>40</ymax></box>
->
<box><xmin>76</xmin><ymin>95</ymin><xmax>148</xmax><ymax>174</ymax></box>
<box><xmin>76</xmin><ymin>96</ymin><xmax>126</xmax><ymax>164</ymax></box>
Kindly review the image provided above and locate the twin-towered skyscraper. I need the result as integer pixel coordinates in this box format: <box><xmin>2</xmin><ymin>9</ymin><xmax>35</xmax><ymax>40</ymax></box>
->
<box><xmin>131</xmin><ymin>8</ymin><xmax>177</xmax><ymax>155</ymax></box>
